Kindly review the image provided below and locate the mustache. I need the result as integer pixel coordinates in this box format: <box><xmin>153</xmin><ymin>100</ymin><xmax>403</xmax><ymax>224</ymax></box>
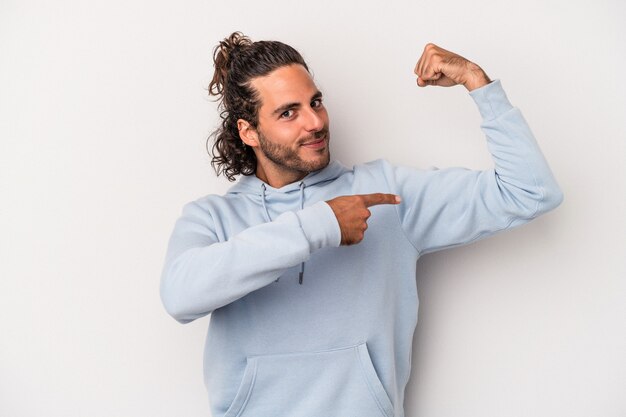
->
<box><xmin>299</xmin><ymin>129</ymin><xmax>329</xmax><ymax>145</ymax></box>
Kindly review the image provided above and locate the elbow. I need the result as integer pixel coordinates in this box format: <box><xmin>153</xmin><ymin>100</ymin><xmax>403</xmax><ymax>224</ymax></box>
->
<box><xmin>501</xmin><ymin>184</ymin><xmax>563</xmax><ymax>220</ymax></box>
<box><xmin>160</xmin><ymin>289</ymin><xmax>196</xmax><ymax>324</ymax></box>
<box><xmin>547</xmin><ymin>185</ymin><xmax>564</xmax><ymax>211</ymax></box>
<box><xmin>537</xmin><ymin>182</ymin><xmax>564</xmax><ymax>215</ymax></box>
<box><xmin>159</xmin><ymin>256</ymin><xmax>212</xmax><ymax>324</ymax></box>
<box><xmin>495</xmin><ymin>170</ymin><xmax>563</xmax><ymax>219</ymax></box>
<box><xmin>500</xmin><ymin>182</ymin><xmax>564</xmax><ymax>221</ymax></box>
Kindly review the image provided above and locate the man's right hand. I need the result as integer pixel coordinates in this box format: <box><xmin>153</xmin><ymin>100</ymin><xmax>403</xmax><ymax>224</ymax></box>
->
<box><xmin>326</xmin><ymin>193</ymin><xmax>401</xmax><ymax>246</ymax></box>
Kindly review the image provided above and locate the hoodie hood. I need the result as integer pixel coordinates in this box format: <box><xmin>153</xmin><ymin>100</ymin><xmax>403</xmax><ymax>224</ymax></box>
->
<box><xmin>227</xmin><ymin>160</ymin><xmax>349</xmax><ymax>197</ymax></box>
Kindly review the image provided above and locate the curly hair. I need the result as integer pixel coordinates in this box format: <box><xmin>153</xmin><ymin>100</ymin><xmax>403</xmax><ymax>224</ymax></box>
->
<box><xmin>207</xmin><ymin>32</ymin><xmax>310</xmax><ymax>181</ymax></box>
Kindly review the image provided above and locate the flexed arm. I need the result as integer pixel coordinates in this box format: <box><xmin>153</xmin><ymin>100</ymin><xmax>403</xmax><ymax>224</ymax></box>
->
<box><xmin>384</xmin><ymin>44</ymin><xmax>563</xmax><ymax>254</ymax></box>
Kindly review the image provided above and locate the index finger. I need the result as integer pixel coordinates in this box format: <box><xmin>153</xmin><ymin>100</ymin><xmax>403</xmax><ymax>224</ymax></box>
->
<box><xmin>360</xmin><ymin>193</ymin><xmax>402</xmax><ymax>207</ymax></box>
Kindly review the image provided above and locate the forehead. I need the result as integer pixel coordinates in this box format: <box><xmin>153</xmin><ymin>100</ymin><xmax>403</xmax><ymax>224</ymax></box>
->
<box><xmin>250</xmin><ymin>64</ymin><xmax>318</xmax><ymax>113</ymax></box>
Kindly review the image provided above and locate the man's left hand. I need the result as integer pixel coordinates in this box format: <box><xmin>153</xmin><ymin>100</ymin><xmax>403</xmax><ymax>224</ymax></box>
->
<box><xmin>414</xmin><ymin>43</ymin><xmax>491</xmax><ymax>92</ymax></box>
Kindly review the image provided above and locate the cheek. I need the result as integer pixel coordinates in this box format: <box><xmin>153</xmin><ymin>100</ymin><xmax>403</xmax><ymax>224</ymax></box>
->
<box><xmin>267</xmin><ymin>125</ymin><xmax>300</xmax><ymax>145</ymax></box>
<box><xmin>320</xmin><ymin>109</ymin><xmax>330</xmax><ymax>126</ymax></box>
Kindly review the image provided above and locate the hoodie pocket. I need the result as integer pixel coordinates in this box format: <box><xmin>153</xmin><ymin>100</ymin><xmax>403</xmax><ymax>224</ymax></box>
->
<box><xmin>223</xmin><ymin>342</ymin><xmax>394</xmax><ymax>417</ymax></box>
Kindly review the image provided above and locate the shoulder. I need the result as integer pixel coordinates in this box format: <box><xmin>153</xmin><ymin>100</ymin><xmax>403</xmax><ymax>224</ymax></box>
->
<box><xmin>353</xmin><ymin>158</ymin><xmax>393</xmax><ymax>174</ymax></box>
<box><xmin>177</xmin><ymin>193</ymin><xmax>238</xmax><ymax>222</ymax></box>
<box><xmin>353</xmin><ymin>158</ymin><xmax>444</xmax><ymax>193</ymax></box>
<box><xmin>347</xmin><ymin>159</ymin><xmax>398</xmax><ymax>192</ymax></box>
<box><xmin>354</xmin><ymin>158</ymin><xmax>434</xmax><ymax>177</ymax></box>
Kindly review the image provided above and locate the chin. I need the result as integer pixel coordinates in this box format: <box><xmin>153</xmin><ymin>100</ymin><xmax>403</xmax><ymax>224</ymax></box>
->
<box><xmin>310</xmin><ymin>155</ymin><xmax>330</xmax><ymax>172</ymax></box>
<box><xmin>297</xmin><ymin>148</ymin><xmax>329</xmax><ymax>171</ymax></box>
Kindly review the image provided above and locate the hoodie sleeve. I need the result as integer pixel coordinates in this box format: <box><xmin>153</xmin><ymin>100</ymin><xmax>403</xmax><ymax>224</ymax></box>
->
<box><xmin>383</xmin><ymin>79</ymin><xmax>563</xmax><ymax>255</ymax></box>
<box><xmin>160</xmin><ymin>200</ymin><xmax>341</xmax><ymax>323</ymax></box>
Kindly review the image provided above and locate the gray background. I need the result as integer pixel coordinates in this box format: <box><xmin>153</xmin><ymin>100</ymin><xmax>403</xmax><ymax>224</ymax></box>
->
<box><xmin>1</xmin><ymin>0</ymin><xmax>624</xmax><ymax>416</ymax></box>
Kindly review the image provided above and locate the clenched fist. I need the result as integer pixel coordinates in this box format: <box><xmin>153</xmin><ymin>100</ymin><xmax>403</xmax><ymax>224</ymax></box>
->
<box><xmin>414</xmin><ymin>43</ymin><xmax>491</xmax><ymax>91</ymax></box>
<box><xmin>326</xmin><ymin>193</ymin><xmax>401</xmax><ymax>246</ymax></box>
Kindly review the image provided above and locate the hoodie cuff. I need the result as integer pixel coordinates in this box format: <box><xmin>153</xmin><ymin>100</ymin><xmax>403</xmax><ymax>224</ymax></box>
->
<box><xmin>468</xmin><ymin>79</ymin><xmax>514</xmax><ymax>121</ymax></box>
<box><xmin>295</xmin><ymin>201</ymin><xmax>342</xmax><ymax>251</ymax></box>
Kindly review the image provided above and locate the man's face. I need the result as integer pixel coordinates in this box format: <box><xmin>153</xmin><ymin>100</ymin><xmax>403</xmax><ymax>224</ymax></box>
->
<box><xmin>248</xmin><ymin>64</ymin><xmax>330</xmax><ymax>178</ymax></box>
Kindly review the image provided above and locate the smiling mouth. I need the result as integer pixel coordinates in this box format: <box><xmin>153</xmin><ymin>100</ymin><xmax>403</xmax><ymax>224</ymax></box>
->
<box><xmin>300</xmin><ymin>135</ymin><xmax>327</xmax><ymax>148</ymax></box>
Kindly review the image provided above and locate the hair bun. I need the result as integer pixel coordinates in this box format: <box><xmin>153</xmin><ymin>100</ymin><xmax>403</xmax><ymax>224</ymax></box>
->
<box><xmin>209</xmin><ymin>32</ymin><xmax>253</xmax><ymax>97</ymax></box>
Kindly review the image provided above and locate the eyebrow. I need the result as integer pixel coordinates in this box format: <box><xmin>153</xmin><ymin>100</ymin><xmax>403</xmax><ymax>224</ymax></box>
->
<box><xmin>271</xmin><ymin>91</ymin><xmax>323</xmax><ymax>117</ymax></box>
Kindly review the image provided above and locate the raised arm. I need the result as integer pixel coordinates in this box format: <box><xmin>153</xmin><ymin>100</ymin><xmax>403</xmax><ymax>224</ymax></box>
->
<box><xmin>383</xmin><ymin>44</ymin><xmax>563</xmax><ymax>254</ymax></box>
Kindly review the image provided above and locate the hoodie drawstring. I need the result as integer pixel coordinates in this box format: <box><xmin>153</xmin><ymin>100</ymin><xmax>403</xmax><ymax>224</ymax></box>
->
<box><xmin>260</xmin><ymin>182</ymin><xmax>307</xmax><ymax>285</ymax></box>
<box><xmin>260</xmin><ymin>183</ymin><xmax>271</xmax><ymax>223</ymax></box>
<box><xmin>297</xmin><ymin>182</ymin><xmax>305</xmax><ymax>284</ymax></box>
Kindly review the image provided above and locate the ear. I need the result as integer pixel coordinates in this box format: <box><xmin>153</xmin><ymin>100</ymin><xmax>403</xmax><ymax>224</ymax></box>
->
<box><xmin>237</xmin><ymin>119</ymin><xmax>259</xmax><ymax>147</ymax></box>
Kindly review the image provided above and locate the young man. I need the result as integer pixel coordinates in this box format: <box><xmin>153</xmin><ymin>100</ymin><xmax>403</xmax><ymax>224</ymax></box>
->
<box><xmin>160</xmin><ymin>32</ymin><xmax>562</xmax><ymax>417</ymax></box>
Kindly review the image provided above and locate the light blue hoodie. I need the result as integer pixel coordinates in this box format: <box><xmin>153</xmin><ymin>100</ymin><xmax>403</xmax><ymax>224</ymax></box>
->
<box><xmin>160</xmin><ymin>80</ymin><xmax>563</xmax><ymax>417</ymax></box>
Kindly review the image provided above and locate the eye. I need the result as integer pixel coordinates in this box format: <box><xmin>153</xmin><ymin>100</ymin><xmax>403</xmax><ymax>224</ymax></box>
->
<box><xmin>311</xmin><ymin>98</ymin><xmax>323</xmax><ymax>108</ymax></box>
<box><xmin>280</xmin><ymin>109</ymin><xmax>294</xmax><ymax>119</ymax></box>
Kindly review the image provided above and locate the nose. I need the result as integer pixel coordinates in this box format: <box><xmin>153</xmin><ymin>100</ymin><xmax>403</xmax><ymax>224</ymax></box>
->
<box><xmin>303</xmin><ymin>107</ymin><xmax>325</xmax><ymax>132</ymax></box>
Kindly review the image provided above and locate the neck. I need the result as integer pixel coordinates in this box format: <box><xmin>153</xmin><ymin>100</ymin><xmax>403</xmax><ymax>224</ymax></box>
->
<box><xmin>255</xmin><ymin>164</ymin><xmax>308</xmax><ymax>189</ymax></box>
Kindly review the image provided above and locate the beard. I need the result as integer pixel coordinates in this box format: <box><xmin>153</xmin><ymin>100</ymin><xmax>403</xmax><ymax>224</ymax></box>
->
<box><xmin>256</xmin><ymin>128</ymin><xmax>331</xmax><ymax>175</ymax></box>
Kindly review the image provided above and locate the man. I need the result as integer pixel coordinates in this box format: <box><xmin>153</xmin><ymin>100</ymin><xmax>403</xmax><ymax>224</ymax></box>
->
<box><xmin>160</xmin><ymin>32</ymin><xmax>562</xmax><ymax>417</ymax></box>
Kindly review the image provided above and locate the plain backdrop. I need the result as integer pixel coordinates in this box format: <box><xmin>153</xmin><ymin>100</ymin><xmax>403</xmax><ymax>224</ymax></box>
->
<box><xmin>1</xmin><ymin>1</ymin><xmax>624</xmax><ymax>416</ymax></box>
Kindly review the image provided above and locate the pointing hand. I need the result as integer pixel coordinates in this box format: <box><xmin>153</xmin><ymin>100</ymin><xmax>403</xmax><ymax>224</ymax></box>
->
<box><xmin>326</xmin><ymin>193</ymin><xmax>401</xmax><ymax>246</ymax></box>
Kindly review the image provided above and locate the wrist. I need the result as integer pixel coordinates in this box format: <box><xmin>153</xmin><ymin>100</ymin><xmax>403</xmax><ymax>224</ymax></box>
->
<box><xmin>463</xmin><ymin>64</ymin><xmax>491</xmax><ymax>91</ymax></box>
